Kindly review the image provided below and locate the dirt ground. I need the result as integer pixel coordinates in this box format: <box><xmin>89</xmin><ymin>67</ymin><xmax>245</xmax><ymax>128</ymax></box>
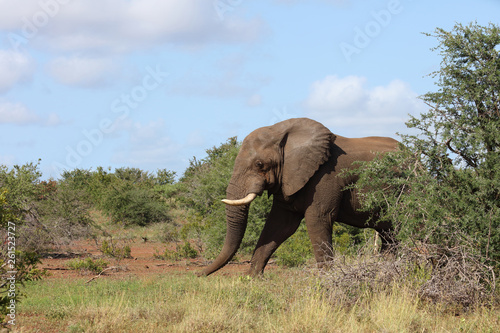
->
<box><xmin>39</xmin><ymin>239</ymin><xmax>272</xmax><ymax>280</ymax></box>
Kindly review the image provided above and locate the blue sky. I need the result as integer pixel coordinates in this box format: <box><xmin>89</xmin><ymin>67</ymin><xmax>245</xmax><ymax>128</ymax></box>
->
<box><xmin>0</xmin><ymin>0</ymin><xmax>498</xmax><ymax>179</ymax></box>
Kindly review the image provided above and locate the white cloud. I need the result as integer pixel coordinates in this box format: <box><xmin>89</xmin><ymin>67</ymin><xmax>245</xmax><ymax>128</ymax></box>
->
<box><xmin>305</xmin><ymin>75</ymin><xmax>368</xmax><ymax>112</ymax></box>
<box><xmin>0</xmin><ymin>102</ymin><xmax>61</xmax><ymax>126</ymax></box>
<box><xmin>47</xmin><ymin>56</ymin><xmax>118</xmax><ymax>88</ymax></box>
<box><xmin>0</xmin><ymin>0</ymin><xmax>263</xmax><ymax>53</ymax></box>
<box><xmin>0</xmin><ymin>102</ymin><xmax>39</xmax><ymax>124</ymax></box>
<box><xmin>304</xmin><ymin>75</ymin><xmax>426</xmax><ymax>137</ymax></box>
<box><xmin>0</xmin><ymin>50</ymin><xmax>34</xmax><ymax>93</ymax></box>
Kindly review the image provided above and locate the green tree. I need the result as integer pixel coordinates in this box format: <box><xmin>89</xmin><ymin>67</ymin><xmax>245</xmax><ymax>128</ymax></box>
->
<box><xmin>155</xmin><ymin>169</ymin><xmax>177</xmax><ymax>186</ymax></box>
<box><xmin>1</xmin><ymin>162</ymin><xmax>95</xmax><ymax>251</ymax></box>
<box><xmin>101</xmin><ymin>180</ymin><xmax>171</xmax><ymax>226</ymax></box>
<box><xmin>1</xmin><ymin>189</ymin><xmax>45</xmax><ymax>323</ymax></box>
<box><xmin>0</xmin><ymin>161</ymin><xmax>42</xmax><ymax>219</ymax></box>
<box><xmin>354</xmin><ymin>22</ymin><xmax>500</xmax><ymax>268</ymax></box>
<box><xmin>114</xmin><ymin>167</ymin><xmax>154</xmax><ymax>185</ymax></box>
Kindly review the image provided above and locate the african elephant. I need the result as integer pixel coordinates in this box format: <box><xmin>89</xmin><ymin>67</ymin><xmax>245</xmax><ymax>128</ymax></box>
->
<box><xmin>199</xmin><ymin>118</ymin><xmax>399</xmax><ymax>277</ymax></box>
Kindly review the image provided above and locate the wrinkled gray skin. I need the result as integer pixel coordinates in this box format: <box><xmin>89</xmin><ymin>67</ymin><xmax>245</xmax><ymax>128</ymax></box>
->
<box><xmin>198</xmin><ymin>118</ymin><xmax>399</xmax><ymax>277</ymax></box>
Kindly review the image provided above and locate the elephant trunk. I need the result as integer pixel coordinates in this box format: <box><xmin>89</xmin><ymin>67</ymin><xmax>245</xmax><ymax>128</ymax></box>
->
<box><xmin>198</xmin><ymin>183</ymin><xmax>250</xmax><ymax>276</ymax></box>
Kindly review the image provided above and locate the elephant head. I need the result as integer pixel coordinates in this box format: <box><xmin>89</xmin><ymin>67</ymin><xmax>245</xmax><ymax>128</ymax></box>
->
<box><xmin>199</xmin><ymin>118</ymin><xmax>335</xmax><ymax>276</ymax></box>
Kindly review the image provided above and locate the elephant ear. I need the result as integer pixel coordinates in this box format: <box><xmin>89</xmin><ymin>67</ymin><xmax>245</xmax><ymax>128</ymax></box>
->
<box><xmin>274</xmin><ymin>118</ymin><xmax>335</xmax><ymax>198</ymax></box>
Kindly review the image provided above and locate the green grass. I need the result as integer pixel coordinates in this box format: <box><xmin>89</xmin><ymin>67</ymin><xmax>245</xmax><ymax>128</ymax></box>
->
<box><xmin>17</xmin><ymin>269</ymin><xmax>500</xmax><ymax>333</ymax></box>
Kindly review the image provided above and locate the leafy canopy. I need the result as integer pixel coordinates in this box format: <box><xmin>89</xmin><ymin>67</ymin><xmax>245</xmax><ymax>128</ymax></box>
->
<box><xmin>354</xmin><ymin>22</ymin><xmax>500</xmax><ymax>268</ymax></box>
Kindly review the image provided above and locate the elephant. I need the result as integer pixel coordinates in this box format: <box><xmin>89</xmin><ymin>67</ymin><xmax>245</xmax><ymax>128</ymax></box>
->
<box><xmin>198</xmin><ymin>117</ymin><xmax>399</xmax><ymax>277</ymax></box>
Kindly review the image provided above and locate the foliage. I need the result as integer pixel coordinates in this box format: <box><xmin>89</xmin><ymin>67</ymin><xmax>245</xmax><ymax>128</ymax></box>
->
<box><xmin>99</xmin><ymin>239</ymin><xmax>132</xmax><ymax>259</ymax></box>
<box><xmin>35</xmin><ymin>181</ymin><xmax>94</xmax><ymax>248</ymax></box>
<box><xmin>351</xmin><ymin>22</ymin><xmax>500</xmax><ymax>271</ymax></box>
<box><xmin>66</xmin><ymin>258</ymin><xmax>109</xmax><ymax>274</ymax></box>
<box><xmin>179</xmin><ymin>137</ymin><xmax>240</xmax><ymax>215</ymax></box>
<box><xmin>101</xmin><ymin>182</ymin><xmax>171</xmax><ymax>226</ymax></box>
<box><xmin>157</xmin><ymin>223</ymin><xmax>181</xmax><ymax>244</ymax></box>
<box><xmin>275</xmin><ymin>223</ymin><xmax>313</xmax><ymax>267</ymax></box>
<box><xmin>1</xmin><ymin>185</ymin><xmax>46</xmax><ymax>322</ymax></box>
<box><xmin>0</xmin><ymin>161</ymin><xmax>42</xmax><ymax>221</ymax></box>
<box><xmin>61</xmin><ymin>167</ymin><xmax>177</xmax><ymax>227</ymax></box>
<box><xmin>0</xmin><ymin>189</ymin><xmax>17</xmax><ymax>229</ymax></box>
<box><xmin>155</xmin><ymin>168</ymin><xmax>177</xmax><ymax>186</ymax></box>
<box><xmin>162</xmin><ymin>241</ymin><xmax>198</xmax><ymax>260</ymax></box>
<box><xmin>0</xmin><ymin>249</ymin><xmax>45</xmax><ymax>322</ymax></box>
<box><xmin>114</xmin><ymin>167</ymin><xmax>154</xmax><ymax>184</ymax></box>
<box><xmin>1</xmin><ymin>161</ymin><xmax>95</xmax><ymax>251</ymax></box>
<box><xmin>178</xmin><ymin>241</ymin><xmax>198</xmax><ymax>259</ymax></box>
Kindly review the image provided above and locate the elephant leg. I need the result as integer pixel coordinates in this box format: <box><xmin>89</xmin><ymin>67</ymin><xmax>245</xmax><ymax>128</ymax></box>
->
<box><xmin>247</xmin><ymin>204</ymin><xmax>303</xmax><ymax>276</ymax></box>
<box><xmin>304</xmin><ymin>211</ymin><xmax>334</xmax><ymax>268</ymax></box>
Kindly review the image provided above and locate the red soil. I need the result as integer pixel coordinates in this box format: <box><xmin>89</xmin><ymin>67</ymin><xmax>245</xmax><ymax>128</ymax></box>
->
<box><xmin>38</xmin><ymin>239</ymin><xmax>269</xmax><ymax>280</ymax></box>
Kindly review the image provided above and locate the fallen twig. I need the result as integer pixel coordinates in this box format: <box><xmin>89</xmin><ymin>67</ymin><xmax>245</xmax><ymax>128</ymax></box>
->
<box><xmin>85</xmin><ymin>266</ymin><xmax>118</xmax><ymax>284</ymax></box>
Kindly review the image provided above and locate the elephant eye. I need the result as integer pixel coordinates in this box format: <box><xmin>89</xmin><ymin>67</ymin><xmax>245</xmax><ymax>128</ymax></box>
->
<box><xmin>255</xmin><ymin>160</ymin><xmax>264</xmax><ymax>169</ymax></box>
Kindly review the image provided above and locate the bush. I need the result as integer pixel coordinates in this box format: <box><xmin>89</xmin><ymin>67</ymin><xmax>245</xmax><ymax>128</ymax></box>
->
<box><xmin>318</xmin><ymin>244</ymin><xmax>497</xmax><ymax>311</ymax></box>
<box><xmin>275</xmin><ymin>223</ymin><xmax>313</xmax><ymax>267</ymax></box>
<box><xmin>0</xmin><ymin>249</ymin><xmax>45</xmax><ymax>322</ymax></box>
<box><xmin>348</xmin><ymin>23</ymin><xmax>500</xmax><ymax>306</ymax></box>
<box><xmin>157</xmin><ymin>223</ymin><xmax>180</xmax><ymax>243</ymax></box>
<box><xmin>34</xmin><ymin>181</ymin><xmax>94</xmax><ymax>247</ymax></box>
<box><xmin>161</xmin><ymin>241</ymin><xmax>198</xmax><ymax>261</ymax></box>
<box><xmin>99</xmin><ymin>239</ymin><xmax>132</xmax><ymax>259</ymax></box>
<box><xmin>101</xmin><ymin>183</ymin><xmax>171</xmax><ymax>226</ymax></box>
<box><xmin>1</xmin><ymin>188</ymin><xmax>47</xmax><ymax>322</ymax></box>
<box><xmin>1</xmin><ymin>162</ymin><xmax>95</xmax><ymax>252</ymax></box>
<box><xmin>178</xmin><ymin>241</ymin><xmax>198</xmax><ymax>259</ymax></box>
<box><xmin>66</xmin><ymin>258</ymin><xmax>109</xmax><ymax>274</ymax></box>
<box><xmin>61</xmin><ymin>167</ymin><xmax>176</xmax><ymax>227</ymax></box>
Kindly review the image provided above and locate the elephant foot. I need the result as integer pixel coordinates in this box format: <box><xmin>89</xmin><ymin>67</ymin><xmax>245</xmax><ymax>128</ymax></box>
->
<box><xmin>245</xmin><ymin>263</ymin><xmax>265</xmax><ymax>277</ymax></box>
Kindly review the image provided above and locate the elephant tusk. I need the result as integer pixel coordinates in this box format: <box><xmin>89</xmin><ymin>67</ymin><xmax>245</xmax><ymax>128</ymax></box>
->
<box><xmin>221</xmin><ymin>193</ymin><xmax>257</xmax><ymax>206</ymax></box>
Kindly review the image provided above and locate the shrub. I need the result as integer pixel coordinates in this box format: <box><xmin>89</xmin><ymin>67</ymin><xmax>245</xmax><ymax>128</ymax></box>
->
<box><xmin>318</xmin><ymin>244</ymin><xmax>497</xmax><ymax>311</ymax></box>
<box><xmin>275</xmin><ymin>223</ymin><xmax>313</xmax><ymax>267</ymax></box>
<box><xmin>178</xmin><ymin>241</ymin><xmax>198</xmax><ymax>259</ymax></box>
<box><xmin>67</xmin><ymin>258</ymin><xmax>109</xmax><ymax>274</ymax></box>
<box><xmin>101</xmin><ymin>183</ymin><xmax>170</xmax><ymax>226</ymax></box>
<box><xmin>1</xmin><ymin>162</ymin><xmax>95</xmax><ymax>252</ymax></box>
<box><xmin>100</xmin><ymin>239</ymin><xmax>132</xmax><ymax>259</ymax></box>
<box><xmin>161</xmin><ymin>241</ymin><xmax>198</xmax><ymax>261</ymax></box>
<box><xmin>0</xmin><ymin>249</ymin><xmax>45</xmax><ymax>322</ymax></box>
<box><xmin>350</xmin><ymin>22</ymin><xmax>500</xmax><ymax>264</ymax></box>
<box><xmin>1</xmin><ymin>188</ymin><xmax>46</xmax><ymax>322</ymax></box>
<box><xmin>157</xmin><ymin>223</ymin><xmax>180</xmax><ymax>243</ymax></box>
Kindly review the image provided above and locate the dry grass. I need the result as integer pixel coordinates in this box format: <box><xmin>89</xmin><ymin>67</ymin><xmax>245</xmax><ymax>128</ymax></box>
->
<box><xmin>320</xmin><ymin>244</ymin><xmax>498</xmax><ymax>312</ymax></box>
<box><xmin>15</xmin><ymin>264</ymin><xmax>499</xmax><ymax>333</ymax></box>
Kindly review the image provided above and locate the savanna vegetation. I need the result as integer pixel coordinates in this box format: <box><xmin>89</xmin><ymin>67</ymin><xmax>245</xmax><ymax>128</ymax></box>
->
<box><xmin>1</xmin><ymin>22</ymin><xmax>499</xmax><ymax>331</ymax></box>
